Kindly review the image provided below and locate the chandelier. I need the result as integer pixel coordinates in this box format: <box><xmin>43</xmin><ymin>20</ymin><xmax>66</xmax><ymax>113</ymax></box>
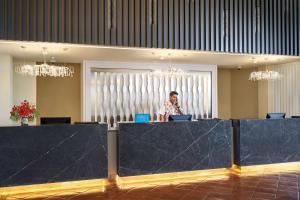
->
<box><xmin>151</xmin><ymin>67</ymin><xmax>187</xmax><ymax>77</ymax></box>
<box><xmin>249</xmin><ymin>70</ymin><xmax>281</xmax><ymax>81</ymax></box>
<box><xmin>15</xmin><ymin>63</ymin><xmax>74</xmax><ymax>77</ymax></box>
<box><xmin>15</xmin><ymin>47</ymin><xmax>74</xmax><ymax>77</ymax></box>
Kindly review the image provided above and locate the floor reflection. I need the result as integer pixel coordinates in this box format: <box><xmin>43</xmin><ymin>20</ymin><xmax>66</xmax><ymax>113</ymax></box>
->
<box><xmin>3</xmin><ymin>169</ymin><xmax>300</xmax><ymax>200</ymax></box>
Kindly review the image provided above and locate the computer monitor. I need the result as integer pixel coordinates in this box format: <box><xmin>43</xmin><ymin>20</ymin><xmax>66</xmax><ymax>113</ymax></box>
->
<box><xmin>74</xmin><ymin>122</ymin><xmax>99</xmax><ymax>124</ymax></box>
<box><xmin>40</xmin><ymin>117</ymin><xmax>71</xmax><ymax>125</ymax></box>
<box><xmin>135</xmin><ymin>114</ymin><xmax>151</xmax><ymax>123</ymax></box>
<box><xmin>266</xmin><ymin>113</ymin><xmax>285</xmax><ymax>119</ymax></box>
<box><xmin>168</xmin><ymin>115</ymin><xmax>192</xmax><ymax>121</ymax></box>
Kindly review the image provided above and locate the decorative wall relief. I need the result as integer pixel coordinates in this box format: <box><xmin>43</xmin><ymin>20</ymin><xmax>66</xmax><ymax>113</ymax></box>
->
<box><xmin>91</xmin><ymin>69</ymin><xmax>212</xmax><ymax>126</ymax></box>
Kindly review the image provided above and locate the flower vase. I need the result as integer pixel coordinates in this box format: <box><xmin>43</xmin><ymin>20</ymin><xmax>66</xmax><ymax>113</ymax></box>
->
<box><xmin>21</xmin><ymin>117</ymin><xmax>29</xmax><ymax>126</ymax></box>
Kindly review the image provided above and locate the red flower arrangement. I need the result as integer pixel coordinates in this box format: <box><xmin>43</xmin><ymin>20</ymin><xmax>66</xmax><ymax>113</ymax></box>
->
<box><xmin>10</xmin><ymin>100</ymin><xmax>39</xmax><ymax>123</ymax></box>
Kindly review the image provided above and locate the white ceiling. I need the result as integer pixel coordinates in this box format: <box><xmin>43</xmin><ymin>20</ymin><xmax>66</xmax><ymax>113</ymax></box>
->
<box><xmin>0</xmin><ymin>40</ymin><xmax>299</xmax><ymax>68</ymax></box>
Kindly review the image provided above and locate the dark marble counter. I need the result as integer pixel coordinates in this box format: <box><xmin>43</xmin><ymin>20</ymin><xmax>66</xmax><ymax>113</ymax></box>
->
<box><xmin>234</xmin><ymin>119</ymin><xmax>300</xmax><ymax>166</ymax></box>
<box><xmin>0</xmin><ymin>124</ymin><xmax>107</xmax><ymax>187</ymax></box>
<box><xmin>118</xmin><ymin>120</ymin><xmax>232</xmax><ymax>177</ymax></box>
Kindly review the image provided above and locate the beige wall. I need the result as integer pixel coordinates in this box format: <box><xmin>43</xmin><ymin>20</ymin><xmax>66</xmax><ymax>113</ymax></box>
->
<box><xmin>218</xmin><ymin>68</ymin><xmax>258</xmax><ymax>119</ymax></box>
<box><xmin>218</xmin><ymin>69</ymin><xmax>231</xmax><ymax>119</ymax></box>
<box><xmin>13</xmin><ymin>61</ymin><xmax>37</xmax><ymax>125</ymax></box>
<box><xmin>231</xmin><ymin>68</ymin><xmax>258</xmax><ymax>119</ymax></box>
<box><xmin>0</xmin><ymin>54</ymin><xmax>13</xmax><ymax>126</ymax></box>
<box><xmin>37</xmin><ymin>63</ymin><xmax>81</xmax><ymax>124</ymax></box>
<box><xmin>257</xmin><ymin>66</ymin><xmax>269</xmax><ymax>119</ymax></box>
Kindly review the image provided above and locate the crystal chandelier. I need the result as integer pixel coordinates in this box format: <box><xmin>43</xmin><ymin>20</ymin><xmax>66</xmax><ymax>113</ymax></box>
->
<box><xmin>15</xmin><ymin>47</ymin><xmax>74</xmax><ymax>77</ymax></box>
<box><xmin>151</xmin><ymin>67</ymin><xmax>187</xmax><ymax>77</ymax></box>
<box><xmin>249</xmin><ymin>70</ymin><xmax>281</xmax><ymax>81</ymax></box>
<box><xmin>15</xmin><ymin>63</ymin><xmax>74</xmax><ymax>77</ymax></box>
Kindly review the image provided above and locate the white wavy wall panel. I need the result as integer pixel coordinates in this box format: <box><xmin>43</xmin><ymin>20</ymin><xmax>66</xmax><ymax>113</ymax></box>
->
<box><xmin>91</xmin><ymin>71</ymin><xmax>212</xmax><ymax>125</ymax></box>
<box><xmin>268</xmin><ymin>61</ymin><xmax>300</xmax><ymax>117</ymax></box>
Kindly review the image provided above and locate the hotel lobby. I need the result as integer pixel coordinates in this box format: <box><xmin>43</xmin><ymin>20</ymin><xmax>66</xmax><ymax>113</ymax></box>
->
<box><xmin>0</xmin><ymin>0</ymin><xmax>300</xmax><ymax>199</ymax></box>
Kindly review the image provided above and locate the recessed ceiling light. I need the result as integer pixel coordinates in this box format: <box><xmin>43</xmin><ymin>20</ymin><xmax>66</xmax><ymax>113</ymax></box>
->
<box><xmin>50</xmin><ymin>57</ymin><xmax>56</xmax><ymax>63</ymax></box>
<box><xmin>251</xmin><ymin>57</ymin><xmax>257</xmax><ymax>63</ymax></box>
<box><xmin>160</xmin><ymin>56</ymin><xmax>165</xmax><ymax>60</ymax></box>
<box><xmin>20</xmin><ymin>46</ymin><xmax>26</xmax><ymax>51</ymax></box>
<box><xmin>42</xmin><ymin>47</ymin><xmax>48</xmax><ymax>55</ymax></box>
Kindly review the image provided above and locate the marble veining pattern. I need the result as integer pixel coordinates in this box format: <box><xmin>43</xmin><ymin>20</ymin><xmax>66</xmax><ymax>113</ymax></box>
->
<box><xmin>236</xmin><ymin>119</ymin><xmax>300</xmax><ymax>166</ymax></box>
<box><xmin>0</xmin><ymin>124</ymin><xmax>108</xmax><ymax>187</ymax></box>
<box><xmin>118</xmin><ymin>120</ymin><xmax>232</xmax><ymax>177</ymax></box>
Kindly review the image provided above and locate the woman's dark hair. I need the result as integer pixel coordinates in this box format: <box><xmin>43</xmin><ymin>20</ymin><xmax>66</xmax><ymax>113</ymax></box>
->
<box><xmin>169</xmin><ymin>91</ymin><xmax>178</xmax><ymax>97</ymax></box>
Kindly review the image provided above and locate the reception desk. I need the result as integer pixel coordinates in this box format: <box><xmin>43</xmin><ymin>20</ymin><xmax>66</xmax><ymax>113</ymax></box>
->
<box><xmin>5</xmin><ymin>118</ymin><xmax>300</xmax><ymax>187</ymax></box>
<box><xmin>118</xmin><ymin>120</ymin><xmax>232</xmax><ymax>177</ymax></box>
<box><xmin>234</xmin><ymin>119</ymin><xmax>300</xmax><ymax>166</ymax></box>
<box><xmin>0</xmin><ymin>124</ymin><xmax>108</xmax><ymax>187</ymax></box>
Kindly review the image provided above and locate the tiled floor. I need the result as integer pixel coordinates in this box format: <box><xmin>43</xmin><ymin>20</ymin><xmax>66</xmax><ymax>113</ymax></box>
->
<box><xmin>2</xmin><ymin>169</ymin><xmax>300</xmax><ymax>200</ymax></box>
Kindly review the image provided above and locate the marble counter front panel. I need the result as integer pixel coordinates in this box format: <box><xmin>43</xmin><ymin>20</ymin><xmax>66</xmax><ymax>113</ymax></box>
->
<box><xmin>0</xmin><ymin>124</ymin><xmax>108</xmax><ymax>187</ymax></box>
<box><xmin>118</xmin><ymin>120</ymin><xmax>232</xmax><ymax>177</ymax></box>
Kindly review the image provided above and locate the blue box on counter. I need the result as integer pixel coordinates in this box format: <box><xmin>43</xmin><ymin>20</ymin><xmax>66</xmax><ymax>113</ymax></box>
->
<box><xmin>135</xmin><ymin>114</ymin><xmax>151</xmax><ymax>123</ymax></box>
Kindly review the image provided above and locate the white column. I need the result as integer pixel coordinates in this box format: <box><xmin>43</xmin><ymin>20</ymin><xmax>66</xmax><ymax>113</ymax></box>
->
<box><xmin>171</xmin><ymin>76</ymin><xmax>176</xmax><ymax>91</ymax></box>
<box><xmin>144</xmin><ymin>74</ymin><xmax>149</xmax><ymax>113</ymax></box>
<box><xmin>119</xmin><ymin>74</ymin><xmax>124</xmax><ymax>122</ymax></box>
<box><xmin>176</xmin><ymin>76</ymin><xmax>182</xmax><ymax>107</ymax></box>
<box><xmin>156</xmin><ymin>75</ymin><xmax>161</xmax><ymax>118</ymax></box>
<box><xmin>94</xmin><ymin>72</ymin><xmax>98</xmax><ymax>122</ymax></box>
<box><xmin>99</xmin><ymin>72</ymin><xmax>105</xmax><ymax>123</ymax></box>
<box><xmin>125</xmin><ymin>73</ymin><xmax>130</xmax><ymax>121</ymax></box>
<box><xmin>106</xmin><ymin>72</ymin><xmax>111</xmax><ymax>126</ymax></box>
<box><xmin>294</xmin><ymin>63</ymin><xmax>299</xmax><ymax>114</ymax></box>
<box><xmin>112</xmin><ymin>74</ymin><xmax>117</xmax><ymax>126</ymax></box>
<box><xmin>149</xmin><ymin>75</ymin><xmax>154</xmax><ymax>121</ymax></box>
<box><xmin>187</xmin><ymin>76</ymin><xmax>194</xmax><ymax>118</ymax></box>
<box><xmin>165</xmin><ymin>75</ymin><xmax>171</xmax><ymax>101</ymax></box>
<box><xmin>182</xmin><ymin>76</ymin><xmax>188</xmax><ymax>114</ymax></box>
<box><xmin>130</xmin><ymin>74</ymin><xmax>136</xmax><ymax>121</ymax></box>
<box><xmin>204</xmin><ymin>76</ymin><xmax>209</xmax><ymax>118</ymax></box>
<box><xmin>159</xmin><ymin>75</ymin><xmax>164</xmax><ymax>106</ymax></box>
<box><xmin>192</xmin><ymin>75</ymin><xmax>198</xmax><ymax>119</ymax></box>
<box><xmin>207</xmin><ymin>74</ymin><xmax>212</xmax><ymax>117</ymax></box>
<box><xmin>0</xmin><ymin>54</ymin><xmax>13</xmax><ymax>126</ymax></box>
<box><xmin>198</xmin><ymin>75</ymin><xmax>204</xmax><ymax>118</ymax></box>
<box><xmin>137</xmin><ymin>74</ymin><xmax>143</xmax><ymax>113</ymax></box>
<box><xmin>200</xmin><ymin>76</ymin><xmax>205</xmax><ymax>118</ymax></box>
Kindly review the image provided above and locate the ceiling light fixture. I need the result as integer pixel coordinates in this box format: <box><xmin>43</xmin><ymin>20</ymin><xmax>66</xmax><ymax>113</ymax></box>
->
<box><xmin>249</xmin><ymin>70</ymin><xmax>281</xmax><ymax>81</ymax></box>
<box><xmin>15</xmin><ymin>47</ymin><xmax>74</xmax><ymax>77</ymax></box>
<box><xmin>249</xmin><ymin>57</ymin><xmax>281</xmax><ymax>81</ymax></box>
<box><xmin>151</xmin><ymin>67</ymin><xmax>186</xmax><ymax>77</ymax></box>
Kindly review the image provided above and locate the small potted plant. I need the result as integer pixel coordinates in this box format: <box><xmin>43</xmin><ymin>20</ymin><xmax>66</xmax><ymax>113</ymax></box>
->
<box><xmin>10</xmin><ymin>100</ymin><xmax>39</xmax><ymax>126</ymax></box>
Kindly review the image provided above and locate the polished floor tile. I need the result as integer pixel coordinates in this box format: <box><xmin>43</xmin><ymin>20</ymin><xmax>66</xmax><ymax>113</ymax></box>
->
<box><xmin>2</xmin><ymin>169</ymin><xmax>300</xmax><ymax>200</ymax></box>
